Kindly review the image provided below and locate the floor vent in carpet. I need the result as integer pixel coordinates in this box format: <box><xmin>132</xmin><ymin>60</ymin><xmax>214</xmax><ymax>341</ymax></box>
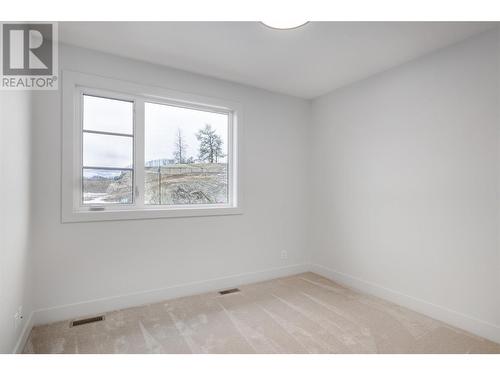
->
<box><xmin>70</xmin><ymin>315</ymin><xmax>105</xmax><ymax>327</ymax></box>
<box><xmin>218</xmin><ymin>288</ymin><xmax>240</xmax><ymax>295</ymax></box>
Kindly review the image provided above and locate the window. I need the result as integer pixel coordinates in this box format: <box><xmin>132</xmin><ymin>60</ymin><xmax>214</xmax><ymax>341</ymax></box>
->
<box><xmin>144</xmin><ymin>102</ymin><xmax>229</xmax><ymax>206</ymax></box>
<box><xmin>82</xmin><ymin>95</ymin><xmax>134</xmax><ymax>205</ymax></box>
<box><xmin>62</xmin><ymin>72</ymin><xmax>241</xmax><ymax>222</ymax></box>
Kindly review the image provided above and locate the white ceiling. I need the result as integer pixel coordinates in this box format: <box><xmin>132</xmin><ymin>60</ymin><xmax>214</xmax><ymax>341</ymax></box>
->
<box><xmin>59</xmin><ymin>22</ymin><xmax>497</xmax><ymax>99</ymax></box>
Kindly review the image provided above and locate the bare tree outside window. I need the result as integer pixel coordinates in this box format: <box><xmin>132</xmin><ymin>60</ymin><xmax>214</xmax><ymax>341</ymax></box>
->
<box><xmin>196</xmin><ymin>124</ymin><xmax>226</xmax><ymax>163</ymax></box>
<box><xmin>172</xmin><ymin>128</ymin><xmax>188</xmax><ymax>164</ymax></box>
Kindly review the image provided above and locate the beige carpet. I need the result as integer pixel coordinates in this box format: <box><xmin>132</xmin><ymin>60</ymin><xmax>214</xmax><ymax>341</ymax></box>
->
<box><xmin>23</xmin><ymin>273</ymin><xmax>500</xmax><ymax>354</ymax></box>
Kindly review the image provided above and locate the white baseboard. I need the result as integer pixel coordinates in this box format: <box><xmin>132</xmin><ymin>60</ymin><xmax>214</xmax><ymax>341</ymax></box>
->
<box><xmin>310</xmin><ymin>264</ymin><xmax>500</xmax><ymax>344</ymax></box>
<box><xmin>12</xmin><ymin>311</ymin><xmax>34</xmax><ymax>354</ymax></box>
<box><xmin>33</xmin><ymin>263</ymin><xmax>309</xmax><ymax>326</ymax></box>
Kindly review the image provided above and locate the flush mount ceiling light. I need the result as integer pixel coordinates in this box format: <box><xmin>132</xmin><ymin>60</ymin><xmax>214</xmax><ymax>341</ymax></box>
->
<box><xmin>260</xmin><ymin>21</ymin><xmax>309</xmax><ymax>30</ymax></box>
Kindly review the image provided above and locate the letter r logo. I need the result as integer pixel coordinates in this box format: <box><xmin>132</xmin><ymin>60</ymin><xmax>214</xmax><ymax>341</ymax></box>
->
<box><xmin>2</xmin><ymin>23</ymin><xmax>53</xmax><ymax>75</ymax></box>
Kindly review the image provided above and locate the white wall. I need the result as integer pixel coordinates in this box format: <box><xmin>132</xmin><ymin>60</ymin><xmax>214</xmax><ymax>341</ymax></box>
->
<box><xmin>20</xmin><ymin>28</ymin><xmax>500</xmax><ymax>345</ymax></box>
<box><xmin>310</xmin><ymin>30</ymin><xmax>500</xmax><ymax>341</ymax></box>
<box><xmin>30</xmin><ymin>44</ymin><xmax>311</xmax><ymax>322</ymax></box>
<box><xmin>0</xmin><ymin>91</ymin><xmax>34</xmax><ymax>352</ymax></box>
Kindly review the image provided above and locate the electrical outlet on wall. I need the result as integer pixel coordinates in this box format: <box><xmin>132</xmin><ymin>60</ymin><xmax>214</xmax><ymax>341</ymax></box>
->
<box><xmin>280</xmin><ymin>250</ymin><xmax>288</xmax><ymax>260</ymax></box>
<box><xmin>14</xmin><ymin>305</ymin><xmax>23</xmax><ymax>329</ymax></box>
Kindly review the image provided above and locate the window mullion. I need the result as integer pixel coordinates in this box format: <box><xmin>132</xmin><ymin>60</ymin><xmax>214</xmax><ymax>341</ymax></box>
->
<box><xmin>134</xmin><ymin>98</ymin><xmax>146</xmax><ymax>208</ymax></box>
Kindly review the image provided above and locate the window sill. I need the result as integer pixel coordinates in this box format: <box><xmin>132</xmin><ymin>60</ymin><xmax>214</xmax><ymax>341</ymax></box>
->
<box><xmin>62</xmin><ymin>205</ymin><xmax>243</xmax><ymax>223</ymax></box>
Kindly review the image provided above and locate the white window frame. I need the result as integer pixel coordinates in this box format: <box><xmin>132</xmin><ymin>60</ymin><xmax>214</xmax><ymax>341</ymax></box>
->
<box><xmin>62</xmin><ymin>71</ymin><xmax>243</xmax><ymax>222</ymax></box>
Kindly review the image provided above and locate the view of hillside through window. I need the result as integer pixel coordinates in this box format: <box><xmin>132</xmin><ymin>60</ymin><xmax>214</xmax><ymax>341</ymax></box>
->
<box><xmin>81</xmin><ymin>95</ymin><xmax>229</xmax><ymax>206</ymax></box>
<box><xmin>144</xmin><ymin>102</ymin><xmax>229</xmax><ymax>205</ymax></box>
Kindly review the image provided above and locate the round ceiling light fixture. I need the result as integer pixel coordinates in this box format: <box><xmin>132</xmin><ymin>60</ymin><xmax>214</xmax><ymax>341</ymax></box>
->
<box><xmin>260</xmin><ymin>20</ymin><xmax>309</xmax><ymax>30</ymax></box>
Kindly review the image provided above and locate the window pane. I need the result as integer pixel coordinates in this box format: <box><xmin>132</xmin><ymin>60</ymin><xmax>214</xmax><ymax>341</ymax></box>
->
<box><xmin>83</xmin><ymin>169</ymin><xmax>132</xmax><ymax>204</ymax></box>
<box><xmin>83</xmin><ymin>132</ymin><xmax>133</xmax><ymax>168</ymax></box>
<box><xmin>83</xmin><ymin>95</ymin><xmax>133</xmax><ymax>134</ymax></box>
<box><xmin>144</xmin><ymin>102</ymin><xmax>229</xmax><ymax>205</ymax></box>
